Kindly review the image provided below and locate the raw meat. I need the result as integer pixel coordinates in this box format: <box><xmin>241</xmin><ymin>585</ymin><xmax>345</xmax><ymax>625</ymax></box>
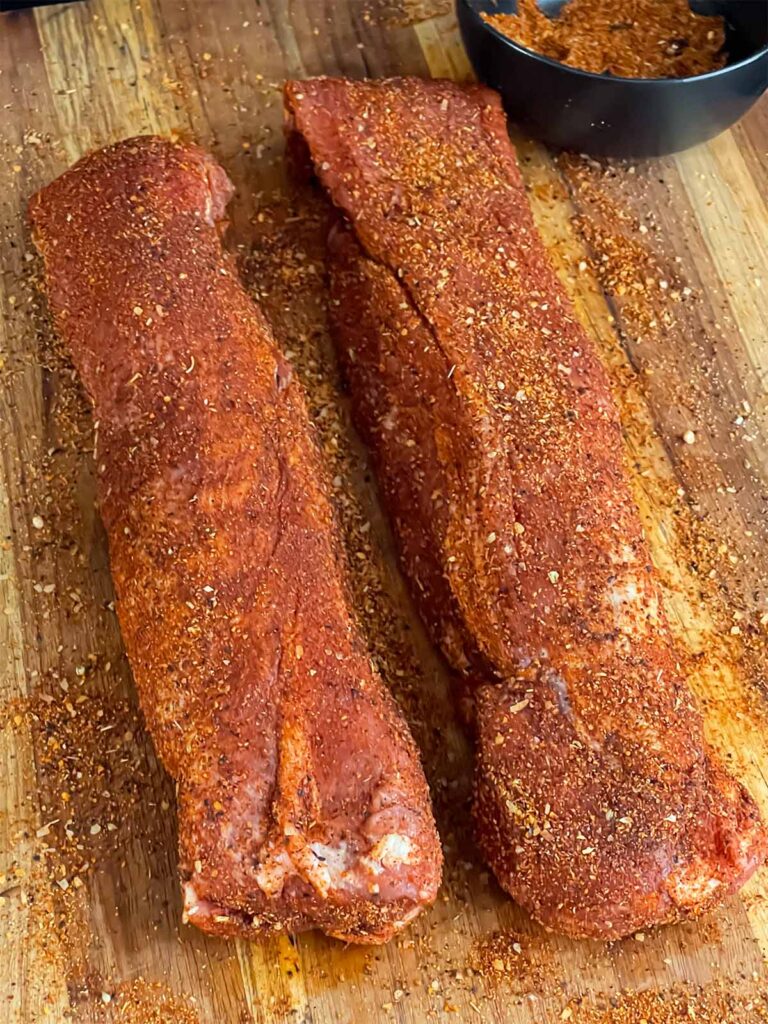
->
<box><xmin>285</xmin><ymin>76</ymin><xmax>766</xmax><ymax>939</ymax></box>
<box><xmin>30</xmin><ymin>136</ymin><xmax>442</xmax><ymax>944</ymax></box>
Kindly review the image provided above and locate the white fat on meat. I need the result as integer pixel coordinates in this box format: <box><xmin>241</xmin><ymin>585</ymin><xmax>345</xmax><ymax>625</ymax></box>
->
<box><xmin>361</xmin><ymin>833</ymin><xmax>415</xmax><ymax>875</ymax></box>
<box><xmin>253</xmin><ymin>832</ymin><xmax>417</xmax><ymax>901</ymax></box>
<box><xmin>665</xmin><ymin>857</ymin><xmax>723</xmax><ymax>908</ymax></box>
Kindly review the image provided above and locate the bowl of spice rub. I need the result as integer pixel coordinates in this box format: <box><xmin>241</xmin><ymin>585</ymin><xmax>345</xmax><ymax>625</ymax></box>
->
<box><xmin>458</xmin><ymin>0</ymin><xmax>768</xmax><ymax>156</ymax></box>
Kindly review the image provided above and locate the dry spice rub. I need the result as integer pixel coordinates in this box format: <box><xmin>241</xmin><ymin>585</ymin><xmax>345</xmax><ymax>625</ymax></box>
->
<box><xmin>30</xmin><ymin>137</ymin><xmax>441</xmax><ymax>945</ymax></box>
<box><xmin>285</xmin><ymin>76</ymin><xmax>767</xmax><ymax>939</ymax></box>
<box><xmin>483</xmin><ymin>0</ymin><xmax>726</xmax><ymax>79</ymax></box>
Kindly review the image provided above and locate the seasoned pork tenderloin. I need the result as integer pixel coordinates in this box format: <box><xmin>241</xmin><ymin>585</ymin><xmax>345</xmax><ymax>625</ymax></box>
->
<box><xmin>285</xmin><ymin>76</ymin><xmax>766</xmax><ymax>939</ymax></box>
<box><xmin>30</xmin><ymin>136</ymin><xmax>442</xmax><ymax>944</ymax></box>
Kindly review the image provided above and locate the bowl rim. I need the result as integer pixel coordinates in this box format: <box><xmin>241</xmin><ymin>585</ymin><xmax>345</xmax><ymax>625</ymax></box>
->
<box><xmin>458</xmin><ymin>0</ymin><xmax>768</xmax><ymax>85</ymax></box>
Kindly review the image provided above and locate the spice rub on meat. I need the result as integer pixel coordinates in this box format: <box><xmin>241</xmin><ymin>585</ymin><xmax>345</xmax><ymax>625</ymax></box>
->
<box><xmin>285</xmin><ymin>77</ymin><xmax>767</xmax><ymax>939</ymax></box>
<box><xmin>30</xmin><ymin>137</ymin><xmax>441</xmax><ymax>944</ymax></box>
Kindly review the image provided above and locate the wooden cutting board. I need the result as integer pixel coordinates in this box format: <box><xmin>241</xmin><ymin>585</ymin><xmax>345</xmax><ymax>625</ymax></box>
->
<box><xmin>1</xmin><ymin>3</ymin><xmax>767</xmax><ymax>1022</ymax></box>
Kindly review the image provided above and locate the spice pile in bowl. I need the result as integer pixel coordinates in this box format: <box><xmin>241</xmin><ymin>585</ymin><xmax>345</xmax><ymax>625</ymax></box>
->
<box><xmin>482</xmin><ymin>0</ymin><xmax>727</xmax><ymax>78</ymax></box>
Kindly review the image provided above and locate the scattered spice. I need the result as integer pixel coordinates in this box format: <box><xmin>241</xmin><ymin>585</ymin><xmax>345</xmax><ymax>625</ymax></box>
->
<box><xmin>563</xmin><ymin>980</ymin><xmax>768</xmax><ymax>1023</ymax></box>
<box><xmin>469</xmin><ymin>928</ymin><xmax>555</xmax><ymax>993</ymax></box>
<box><xmin>97</xmin><ymin>978</ymin><xmax>200</xmax><ymax>1024</ymax></box>
<box><xmin>4</xmin><ymin>687</ymin><xmax>158</xmax><ymax>875</ymax></box>
<box><xmin>556</xmin><ymin>152</ymin><xmax>690</xmax><ymax>346</ymax></box>
<box><xmin>484</xmin><ymin>0</ymin><xmax>726</xmax><ymax>78</ymax></box>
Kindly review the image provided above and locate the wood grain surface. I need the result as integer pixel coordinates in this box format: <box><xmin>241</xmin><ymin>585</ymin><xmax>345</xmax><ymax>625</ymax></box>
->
<box><xmin>0</xmin><ymin>3</ymin><xmax>766</xmax><ymax>1022</ymax></box>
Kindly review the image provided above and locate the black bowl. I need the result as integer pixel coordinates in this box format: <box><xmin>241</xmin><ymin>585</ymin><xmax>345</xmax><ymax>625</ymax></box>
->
<box><xmin>457</xmin><ymin>0</ymin><xmax>768</xmax><ymax>157</ymax></box>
